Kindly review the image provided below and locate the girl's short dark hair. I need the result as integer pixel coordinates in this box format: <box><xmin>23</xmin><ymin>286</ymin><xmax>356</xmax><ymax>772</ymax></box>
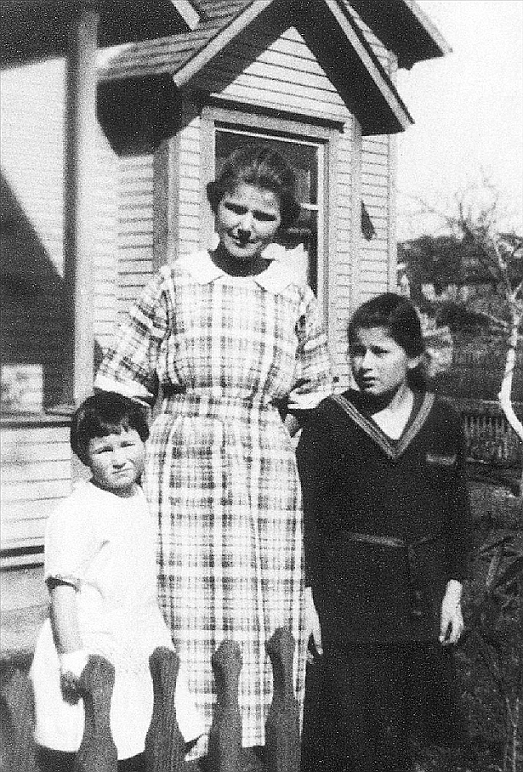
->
<box><xmin>70</xmin><ymin>392</ymin><xmax>149</xmax><ymax>465</ymax></box>
<box><xmin>206</xmin><ymin>143</ymin><xmax>301</xmax><ymax>230</ymax></box>
<box><xmin>348</xmin><ymin>293</ymin><xmax>427</xmax><ymax>388</ymax></box>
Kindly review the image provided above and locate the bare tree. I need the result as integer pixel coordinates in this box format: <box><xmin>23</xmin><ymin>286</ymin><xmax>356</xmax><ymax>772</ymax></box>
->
<box><xmin>410</xmin><ymin>179</ymin><xmax>523</xmax><ymax>493</ymax></box>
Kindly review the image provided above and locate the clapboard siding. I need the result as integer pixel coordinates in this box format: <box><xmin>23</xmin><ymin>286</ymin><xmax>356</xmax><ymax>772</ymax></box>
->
<box><xmin>93</xmin><ymin>125</ymin><xmax>119</xmax><ymax>348</ymax></box>
<box><xmin>0</xmin><ymin>423</ymin><xmax>71</xmax><ymax>553</ymax></box>
<box><xmin>117</xmin><ymin>154</ymin><xmax>155</xmax><ymax>321</ymax></box>
<box><xmin>359</xmin><ymin>131</ymin><xmax>392</xmax><ymax>298</ymax></box>
<box><xmin>177</xmin><ymin>111</ymin><xmax>203</xmax><ymax>255</ymax></box>
<box><xmin>330</xmin><ymin>123</ymin><xmax>358</xmax><ymax>387</ymax></box>
<box><xmin>192</xmin><ymin>25</ymin><xmax>351</xmax><ymax>122</ymax></box>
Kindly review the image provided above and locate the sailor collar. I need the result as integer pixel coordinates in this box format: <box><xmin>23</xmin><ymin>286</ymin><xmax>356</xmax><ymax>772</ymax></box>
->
<box><xmin>176</xmin><ymin>248</ymin><xmax>301</xmax><ymax>294</ymax></box>
<box><xmin>330</xmin><ymin>391</ymin><xmax>435</xmax><ymax>461</ymax></box>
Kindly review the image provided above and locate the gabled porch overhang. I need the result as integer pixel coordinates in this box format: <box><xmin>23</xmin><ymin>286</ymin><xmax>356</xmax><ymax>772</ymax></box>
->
<box><xmin>98</xmin><ymin>0</ymin><xmax>413</xmax><ymax>138</ymax></box>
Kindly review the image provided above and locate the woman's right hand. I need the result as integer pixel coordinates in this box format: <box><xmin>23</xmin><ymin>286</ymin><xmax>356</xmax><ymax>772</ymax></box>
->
<box><xmin>305</xmin><ymin>586</ymin><xmax>323</xmax><ymax>659</ymax></box>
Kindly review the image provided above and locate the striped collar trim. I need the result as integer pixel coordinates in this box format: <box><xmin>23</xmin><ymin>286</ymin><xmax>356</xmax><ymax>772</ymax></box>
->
<box><xmin>176</xmin><ymin>250</ymin><xmax>300</xmax><ymax>294</ymax></box>
<box><xmin>330</xmin><ymin>392</ymin><xmax>435</xmax><ymax>460</ymax></box>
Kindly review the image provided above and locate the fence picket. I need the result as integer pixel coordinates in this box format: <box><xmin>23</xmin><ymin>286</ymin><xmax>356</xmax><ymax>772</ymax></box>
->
<box><xmin>145</xmin><ymin>647</ymin><xmax>185</xmax><ymax>772</ymax></box>
<box><xmin>208</xmin><ymin>640</ymin><xmax>243</xmax><ymax>772</ymax></box>
<box><xmin>265</xmin><ymin>628</ymin><xmax>300</xmax><ymax>772</ymax></box>
<box><xmin>74</xmin><ymin>656</ymin><xmax>117</xmax><ymax>772</ymax></box>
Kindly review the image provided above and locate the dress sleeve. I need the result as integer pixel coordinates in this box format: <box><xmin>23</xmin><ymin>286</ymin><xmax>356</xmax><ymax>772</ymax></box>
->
<box><xmin>288</xmin><ymin>286</ymin><xmax>333</xmax><ymax>411</ymax></box>
<box><xmin>296</xmin><ymin>407</ymin><xmax>337</xmax><ymax>596</ymax></box>
<box><xmin>445</xmin><ymin>416</ymin><xmax>473</xmax><ymax>582</ymax></box>
<box><xmin>45</xmin><ymin>500</ymin><xmax>100</xmax><ymax>589</ymax></box>
<box><xmin>95</xmin><ymin>269</ymin><xmax>170</xmax><ymax>405</ymax></box>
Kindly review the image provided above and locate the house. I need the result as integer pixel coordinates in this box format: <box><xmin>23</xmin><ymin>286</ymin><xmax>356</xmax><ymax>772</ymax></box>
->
<box><xmin>0</xmin><ymin>0</ymin><xmax>449</xmax><ymax>565</ymax></box>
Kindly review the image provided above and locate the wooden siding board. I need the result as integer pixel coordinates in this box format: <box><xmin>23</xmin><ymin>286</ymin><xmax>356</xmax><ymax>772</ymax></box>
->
<box><xmin>193</xmin><ymin>24</ymin><xmax>351</xmax><ymax>121</ymax></box>
<box><xmin>1</xmin><ymin>424</ymin><xmax>72</xmax><ymax>551</ymax></box>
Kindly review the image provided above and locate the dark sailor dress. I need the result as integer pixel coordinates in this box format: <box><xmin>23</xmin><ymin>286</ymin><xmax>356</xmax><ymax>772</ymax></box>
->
<box><xmin>296</xmin><ymin>390</ymin><xmax>473</xmax><ymax>772</ymax></box>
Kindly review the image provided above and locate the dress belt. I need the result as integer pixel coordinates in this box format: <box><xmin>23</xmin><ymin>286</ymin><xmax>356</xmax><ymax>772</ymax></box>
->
<box><xmin>345</xmin><ymin>531</ymin><xmax>443</xmax><ymax>619</ymax></box>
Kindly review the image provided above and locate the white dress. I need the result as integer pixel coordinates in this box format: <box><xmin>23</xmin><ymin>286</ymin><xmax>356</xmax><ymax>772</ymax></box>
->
<box><xmin>30</xmin><ymin>480</ymin><xmax>203</xmax><ymax>760</ymax></box>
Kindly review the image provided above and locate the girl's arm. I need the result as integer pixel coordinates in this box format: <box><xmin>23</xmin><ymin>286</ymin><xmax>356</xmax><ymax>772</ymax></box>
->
<box><xmin>439</xmin><ymin>579</ymin><xmax>464</xmax><ymax>646</ymax></box>
<box><xmin>440</xmin><ymin>415</ymin><xmax>472</xmax><ymax>646</ymax></box>
<box><xmin>49</xmin><ymin>581</ymin><xmax>89</xmax><ymax>689</ymax></box>
<box><xmin>49</xmin><ymin>581</ymin><xmax>82</xmax><ymax>654</ymax></box>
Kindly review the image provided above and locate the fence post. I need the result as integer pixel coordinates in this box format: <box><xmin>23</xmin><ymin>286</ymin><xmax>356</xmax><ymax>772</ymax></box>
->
<box><xmin>144</xmin><ymin>647</ymin><xmax>185</xmax><ymax>772</ymax></box>
<box><xmin>265</xmin><ymin>628</ymin><xmax>300</xmax><ymax>772</ymax></box>
<box><xmin>74</xmin><ymin>655</ymin><xmax>117</xmax><ymax>772</ymax></box>
<box><xmin>208</xmin><ymin>640</ymin><xmax>243</xmax><ymax>772</ymax></box>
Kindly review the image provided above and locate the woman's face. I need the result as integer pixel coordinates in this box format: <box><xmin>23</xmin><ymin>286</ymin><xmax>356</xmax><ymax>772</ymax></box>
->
<box><xmin>215</xmin><ymin>183</ymin><xmax>282</xmax><ymax>264</ymax></box>
<box><xmin>350</xmin><ymin>326</ymin><xmax>420</xmax><ymax>399</ymax></box>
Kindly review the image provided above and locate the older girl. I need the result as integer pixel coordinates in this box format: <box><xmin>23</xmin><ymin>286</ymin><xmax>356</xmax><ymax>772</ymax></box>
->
<box><xmin>297</xmin><ymin>293</ymin><xmax>472</xmax><ymax>772</ymax></box>
<box><xmin>95</xmin><ymin>144</ymin><xmax>332</xmax><ymax>758</ymax></box>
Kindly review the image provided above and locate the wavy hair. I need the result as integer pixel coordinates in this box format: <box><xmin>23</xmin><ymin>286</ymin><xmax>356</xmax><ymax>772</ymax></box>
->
<box><xmin>206</xmin><ymin>143</ymin><xmax>301</xmax><ymax>230</ymax></box>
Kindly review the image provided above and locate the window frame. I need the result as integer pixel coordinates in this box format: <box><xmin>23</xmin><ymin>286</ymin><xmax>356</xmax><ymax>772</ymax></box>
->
<box><xmin>200</xmin><ymin>104</ymin><xmax>339</xmax><ymax>316</ymax></box>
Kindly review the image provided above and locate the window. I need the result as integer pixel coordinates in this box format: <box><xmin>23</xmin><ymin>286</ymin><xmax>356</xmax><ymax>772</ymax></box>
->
<box><xmin>215</xmin><ymin>127</ymin><xmax>324</xmax><ymax>295</ymax></box>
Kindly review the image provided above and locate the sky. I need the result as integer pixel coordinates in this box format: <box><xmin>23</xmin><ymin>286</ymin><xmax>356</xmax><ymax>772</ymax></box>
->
<box><xmin>395</xmin><ymin>0</ymin><xmax>523</xmax><ymax>240</ymax></box>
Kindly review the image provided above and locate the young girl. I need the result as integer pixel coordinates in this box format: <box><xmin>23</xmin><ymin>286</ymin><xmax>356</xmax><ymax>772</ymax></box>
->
<box><xmin>297</xmin><ymin>293</ymin><xmax>472</xmax><ymax>772</ymax></box>
<box><xmin>30</xmin><ymin>392</ymin><xmax>203</xmax><ymax>772</ymax></box>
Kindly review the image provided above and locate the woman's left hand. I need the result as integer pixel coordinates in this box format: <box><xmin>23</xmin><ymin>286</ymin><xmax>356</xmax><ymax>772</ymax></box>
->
<box><xmin>439</xmin><ymin>579</ymin><xmax>464</xmax><ymax>646</ymax></box>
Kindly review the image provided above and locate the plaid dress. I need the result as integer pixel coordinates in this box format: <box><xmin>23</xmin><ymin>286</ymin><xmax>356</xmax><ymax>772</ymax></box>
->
<box><xmin>95</xmin><ymin>250</ymin><xmax>332</xmax><ymax>754</ymax></box>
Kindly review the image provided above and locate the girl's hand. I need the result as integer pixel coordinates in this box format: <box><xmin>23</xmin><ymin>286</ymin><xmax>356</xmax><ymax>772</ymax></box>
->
<box><xmin>59</xmin><ymin>649</ymin><xmax>90</xmax><ymax>703</ymax></box>
<box><xmin>305</xmin><ymin>586</ymin><xmax>323</xmax><ymax>660</ymax></box>
<box><xmin>439</xmin><ymin>580</ymin><xmax>464</xmax><ymax>646</ymax></box>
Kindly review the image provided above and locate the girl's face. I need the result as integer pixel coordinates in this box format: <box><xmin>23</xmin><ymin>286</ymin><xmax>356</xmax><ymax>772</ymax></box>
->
<box><xmin>350</xmin><ymin>326</ymin><xmax>420</xmax><ymax>399</ymax></box>
<box><xmin>86</xmin><ymin>427</ymin><xmax>145</xmax><ymax>498</ymax></box>
<box><xmin>215</xmin><ymin>183</ymin><xmax>282</xmax><ymax>264</ymax></box>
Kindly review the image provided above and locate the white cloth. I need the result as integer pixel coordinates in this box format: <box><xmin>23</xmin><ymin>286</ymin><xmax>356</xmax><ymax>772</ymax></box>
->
<box><xmin>30</xmin><ymin>480</ymin><xmax>204</xmax><ymax>759</ymax></box>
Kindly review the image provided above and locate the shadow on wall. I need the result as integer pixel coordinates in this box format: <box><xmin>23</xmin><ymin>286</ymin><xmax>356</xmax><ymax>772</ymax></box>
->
<box><xmin>0</xmin><ymin>173</ymin><xmax>102</xmax><ymax>412</ymax></box>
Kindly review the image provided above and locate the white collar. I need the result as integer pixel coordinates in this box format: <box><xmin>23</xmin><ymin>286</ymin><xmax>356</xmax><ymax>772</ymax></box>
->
<box><xmin>176</xmin><ymin>245</ymin><xmax>306</xmax><ymax>294</ymax></box>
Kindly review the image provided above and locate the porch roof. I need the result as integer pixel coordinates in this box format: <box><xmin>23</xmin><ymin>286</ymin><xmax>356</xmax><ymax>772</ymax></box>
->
<box><xmin>0</xmin><ymin>0</ymin><xmax>198</xmax><ymax>67</ymax></box>
<box><xmin>98</xmin><ymin>0</ymin><xmax>422</xmax><ymax>135</ymax></box>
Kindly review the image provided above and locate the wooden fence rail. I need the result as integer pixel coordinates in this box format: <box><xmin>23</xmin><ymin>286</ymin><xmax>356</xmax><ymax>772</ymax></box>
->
<box><xmin>0</xmin><ymin>628</ymin><xmax>300</xmax><ymax>772</ymax></box>
<box><xmin>458</xmin><ymin>399</ymin><xmax>523</xmax><ymax>466</ymax></box>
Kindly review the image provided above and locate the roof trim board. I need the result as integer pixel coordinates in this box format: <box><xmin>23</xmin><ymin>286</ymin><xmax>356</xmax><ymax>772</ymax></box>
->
<box><xmin>173</xmin><ymin>0</ymin><xmax>275</xmax><ymax>87</ymax></box>
<box><xmin>320</xmin><ymin>0</ymin><xmax>412</xmax><ymax>132</ymax></box>
<box><xmin>398</xmin><ymin>0</ymin><xmax>452</xmax><ymax>60</ymax></box>
<box><xmin>347</xmin><ymin>0</ymin><xmax>451</xmax><ymax>69</ymax></box>
<box><xmin>99</xmin><ymin>0</ymin><xmax>413</xmax><ymax>135</ymax></box>
<box><xmin>171</xmin><ymin>1</ymin><xmax>201</xmax><ymax>31</ymax></box>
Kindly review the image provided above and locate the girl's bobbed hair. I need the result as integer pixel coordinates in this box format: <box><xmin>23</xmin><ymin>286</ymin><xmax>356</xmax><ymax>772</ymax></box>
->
<box><xmin>70</xmin><ymin>392</ymin><xmax>149</xmax><ymax>465</ymax></box>
<box><xmin>206</xmin><ymin>143</ymin><xmax>301</xmax><ymax>230</ymax></box>
<box><xmin>348</xmin><ymin>293</ymin><xmax>427</xmax><ymax>388</ymax></box>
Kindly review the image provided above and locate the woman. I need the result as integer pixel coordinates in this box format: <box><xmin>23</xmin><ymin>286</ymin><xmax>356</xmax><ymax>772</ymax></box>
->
<box><xmin>297</xmin><ymin>293</ymin><xmax>472</xmax><ymax>772</ymax></box>
<box><xmin>95</xmin><ymin>144</ymin><xmax>332</xmax><ymax>758</ymax></box>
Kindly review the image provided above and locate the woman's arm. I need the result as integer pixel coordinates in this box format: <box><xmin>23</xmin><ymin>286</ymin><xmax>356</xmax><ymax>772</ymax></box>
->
<box><xmin>287</xmin><ymin>288</ymin><xmax>333</xmax><ymax>415</ymax></box>
<box><xmin>95</xmin><ymin>269</ymin><xmax>169</xmax><ymax>404</ymax></box>
<box><xmin>296</xmin><ymin>409</ymin><xmax>338</xmax><ymax>651</ymax></box>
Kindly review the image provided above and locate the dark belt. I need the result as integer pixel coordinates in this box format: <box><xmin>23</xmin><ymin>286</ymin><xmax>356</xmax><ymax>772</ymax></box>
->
<box><xmin>345</xmin><ymin>531</ymin><xmax>443</xmax><ymax>619</ymax></box>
